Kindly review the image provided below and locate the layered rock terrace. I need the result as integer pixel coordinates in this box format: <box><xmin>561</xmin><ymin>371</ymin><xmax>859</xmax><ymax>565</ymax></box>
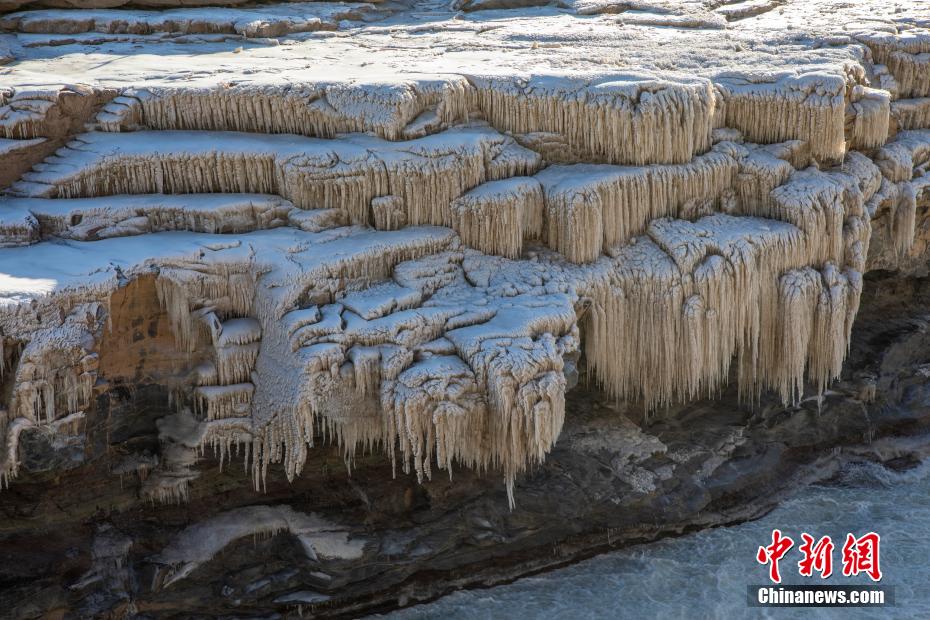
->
<box><xmin>0</xmin><ymin>1</ymin><xmax>927</xmax><ymax>605</ymax></box>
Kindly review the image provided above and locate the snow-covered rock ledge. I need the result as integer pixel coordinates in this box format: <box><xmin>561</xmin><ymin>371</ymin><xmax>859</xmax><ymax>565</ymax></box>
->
<box><xmin>0</xmin><ymin>0</ymin><xmax>928</xmax><ymax>616</ymax></box>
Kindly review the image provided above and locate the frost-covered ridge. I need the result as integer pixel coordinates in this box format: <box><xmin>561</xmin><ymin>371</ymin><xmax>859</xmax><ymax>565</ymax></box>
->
<box><xmin>0</xmin><ymin>0</ymin><xmax>928</xmax><ymax>507</ymax></box>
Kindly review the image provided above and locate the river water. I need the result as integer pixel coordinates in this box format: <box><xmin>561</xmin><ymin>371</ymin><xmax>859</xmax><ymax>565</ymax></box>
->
<box><xmin>381</xmin><ymin>460</ymin><xmax>930</xmax><ymax>619</ymax></box>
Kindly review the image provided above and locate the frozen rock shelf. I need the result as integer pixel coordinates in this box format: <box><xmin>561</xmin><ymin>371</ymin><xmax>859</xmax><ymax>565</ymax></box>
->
<box><xmin>0</xmin><ymin>0</ymin><xmax>928</xmax><ymax>519</ymax></box>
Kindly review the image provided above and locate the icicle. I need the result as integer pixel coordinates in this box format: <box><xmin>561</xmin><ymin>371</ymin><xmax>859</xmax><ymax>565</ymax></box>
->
<box><xmin>450</xmin><ymin>178</ymin><xmax>542</xmax><ymax>258</ymax></box>
<box><xmin>467</xmin><ymin>75</ymin><xmax>716</xmax><ymax>165</ymax></box>
<box><xmin>858</xmin><ymin>32</ymin><xmax>930</xmax><ymax>99</ymax></box>
<box><xmin>891</xmin><ymin>98</ymin><xmax>930</xmax><ymax>132</ymax></box>
<box><xmin>537</xmin><ymin>145</ymin><xmax>739</xmax><ymax>262</ymax></box>
<box><xmin>846</xmin><ymin>86</ymin><xmax>891</xmax><ymax>151</ymax></box>
<box><xmin>715</xmin><ymin>73</ymin><xmax>847</xmax><ymax>164</ymax></box>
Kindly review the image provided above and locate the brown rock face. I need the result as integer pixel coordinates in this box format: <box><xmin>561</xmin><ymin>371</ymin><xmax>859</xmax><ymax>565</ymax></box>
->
<box><xmin>98</xmin><ymin>275</ymin><xmax>191</xmax><ymax>385</ymax></box>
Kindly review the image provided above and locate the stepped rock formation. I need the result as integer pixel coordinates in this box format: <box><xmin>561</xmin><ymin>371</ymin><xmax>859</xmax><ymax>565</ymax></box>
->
<box><xmin>0</xmin><ymin>0</ymin><xmax>928</xmax><ymax>617</ymax></box>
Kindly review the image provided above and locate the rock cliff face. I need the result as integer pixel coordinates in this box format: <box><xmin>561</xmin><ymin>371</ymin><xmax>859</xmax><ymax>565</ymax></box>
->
<box><xmin>0</xmin><ymin>0</ymin><xmax>928</xmax><ymax>617</ymax></box>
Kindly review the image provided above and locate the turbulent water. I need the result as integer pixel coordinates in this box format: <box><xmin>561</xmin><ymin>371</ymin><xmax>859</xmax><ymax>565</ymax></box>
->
<box><xmin>382</xmin><ymin>460</ymin><xmax>930</xmax><ymax>619</ymax></box>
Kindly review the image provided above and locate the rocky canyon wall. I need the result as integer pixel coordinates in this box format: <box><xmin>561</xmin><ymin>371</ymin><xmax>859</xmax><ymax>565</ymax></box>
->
<box><xmin>0</xmin><ymin>0</ymin><xmax>928</xmax><ymax>617</ymax></box>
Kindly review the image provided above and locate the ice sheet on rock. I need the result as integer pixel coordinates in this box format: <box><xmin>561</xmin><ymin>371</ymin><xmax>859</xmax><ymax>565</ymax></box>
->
<box><xmin>0</xmin><ymin>193</ymin><xmax>295</xmax><ymax>240</ymax></box>
<box><xmin>0</xmin><ymin>231</ymin><xmax>239</xmax><ymax>307</ymax></box>
<box><xmin>0</xmin><ymin>136</ymin><xmax>43</xmax><ymax>156</ymax></box>
<box><xmin>0</xmin><ymin>3</ymin><xmax>391</xmax><ymax>40</ymax></box>
<box><xmin>339</xmin><ymin>282</ymin><xmax>422</xmax><ymax>321</ymax></box>
<box><xmin>0</xmin><ymin>226</ymin><xmax>453</xmax><ymax>309</ymax></box>
<box><xmin>151</xmin><ymin>505</ymin><xmax>364</xmax><ymax>588</ymax></box>
<box><xmin>0</xmin><ymin>200</ymin><xmax>38</xmax><ymax>247</ymax></box>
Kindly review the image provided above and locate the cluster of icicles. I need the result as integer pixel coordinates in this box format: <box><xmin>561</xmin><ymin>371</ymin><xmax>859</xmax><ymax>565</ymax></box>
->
<box><xmin>0</xmin><ymin>63</ymin><xmax>928</xmax><ymax>505</ymax></box>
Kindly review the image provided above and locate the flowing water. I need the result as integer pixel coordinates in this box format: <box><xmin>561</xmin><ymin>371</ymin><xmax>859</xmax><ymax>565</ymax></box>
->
<box><xmin>380</xmin><ymin>460</ymin><xmax>930</xmax><ymax>619</ymax></box>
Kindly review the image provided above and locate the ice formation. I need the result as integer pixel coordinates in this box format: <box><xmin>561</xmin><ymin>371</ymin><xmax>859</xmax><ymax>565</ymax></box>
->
<box><xmin>0</xmin><ymin>0</ymin><xmax>928</xmax><ymax>506</ymax></box>
<box><xmin>151</xmin><ymin>505</ymin><xmax>364</xmax><ymax>588</ymax></box>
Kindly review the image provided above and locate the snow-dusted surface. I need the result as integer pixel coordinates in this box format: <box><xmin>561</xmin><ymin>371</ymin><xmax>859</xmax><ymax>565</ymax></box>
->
<box><xmin>0</xmin><ymin>0</ymin><xmax>928</xmax><ymax>506</ymax></box>
<box><xmin>0</xmin><ymin>3</ymin><xmax>390</xmax><ymax>40</ymax></box>
<box><xmin>0</xmin><ymin>136</ymin><xmax>40</xmax><ymax>154</ymax></box>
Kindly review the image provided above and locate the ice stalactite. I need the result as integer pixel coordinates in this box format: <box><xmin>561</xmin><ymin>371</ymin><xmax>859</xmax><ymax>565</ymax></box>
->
<box><xmin>98</xmin><ymin>77</ymin><xmax>718</xmax><ymax>167</ymax></box>
<box><xmin>450</xmin><ymin>177</ymin><xmax>543</xmax><ymax>258</ymax></box>
<box><xmin>154</xmin><ymin>267</ymin><xmax>256</xmax><ymax>354</ymax></box>
<box><xmin>466</xmin><ymin>75</ymin><xmax>717</xmax><ymax>165</ymax></box>
<box><xmin>8</xmin><ymin>308</ymin><xmax>99</xmax><ymax>425</ymax></box>
<box><xmin>584</xmin><ymin>214</ymin><xmax>824</xmax><ymax>409</ymax></box>
<box><xmin>190</xmin><ymin>229</ymin><xmax>462</xmax><ymax>491</ymax></box>
<box><xmin>727</xmin><ymin>143</ymin><xmax>795</xmax><ymax>214</ymax></box>
<box><xmin>770</xmin><ymin>265</ymin><xmax>861</xmax><ymax>404</ymax></box>
<box><xmin>864</xmin><ymin>130</ymin><xmax>930</xmax><ymax>268</ymax></box>
<box><xmin>892</xmin><ymin>182</ymin><xmax>918</xmax><ymax>258</ymax></box>
<box><xmin>714</xmin><ymin>73</ymin><xmax>847</xmax><ymax>164</ymax></box>
<box><xmin>370</xmin><ymin>195</ymin><xmax>407</xmax><ymax>231</ymax></box>
<box><xmin>875</xmin><ymin>130</ymin><xmax>930</xmax><ymax>183</ymax></box>
<box><xmin>439</xmin><ymin>293</ymin><xmax>577</xmax><ymax>505</ymax></box>
<box><xmin>843</xmin><ymin>150</ymin><xmax>884</xmax><ymax>204</ymax></box>
<box><xmin>195</xmin><ymin>384</ymin><xmax>254</xmax><ymax>420</ymax></box>
<box><xmin>537</xmin><ymin>145</ymin><xmax>739</xmax><ymax>263</ymax></box>
<box><xmin>172</xmin><ymin>233</ymin><xmax>580</xmax><ymax>504</ymax></box>
<box><xmin>859</xmin><ymin>31</ymin><xmax>930</xmax><ymax>99</ymax></box>
<box><xmin>761</xmin><ymin>166</ymin><xmax>871</xmax><ymax>271</ymax></box>
<box><xmin>212</xmin><ymin>318</ymin><xmax>262</xmax><ymax>384</ymax></box>
<box><xmin>0</xmin><ymin>304</ymin><xmax>102</xmax><ymax>485</ymax></box>
<box><xmin>381</xmin><ymin>355</ymin><xmax>488</xmax><ymax>484</ymax></box>
<box><xmin>382</xmin><ymin>337</ymin><xmax>568</xmax><ymax>509</ymax></box>
<box><xmin>864</xmin><ymin>178</ymin><xmax>918</xmax><ymax>269</ymax></box>
<box><xmin>95</xmin><ymin>80</ymin><xmax>471</xmax><ymax>141</ymax></box>
<box><xmin>467</xmin><ymin>335</ymin><xmax>568</xmax><ymax>508</ymax></box>
<box><xmin>891</xmin><ymin>98</ymin><xmax>930</xmax><ymax>132</ymax></box>
<box><xmin>846</xmin><ymin>86</ymin><xmax>891</xmax><ymax>151</ymax></box>
<box><xmin>0</xmin><ymin>418</ymin><xmax>33</xmax><ymax>489</ymax></box>
<box><xmin>544</xmin><ymin>185</ymin><xmax>604</xmax><ymax>264</ymax></box>
<box><xmin>14</xmin><ymin>128</ymin><xmax>540</xmax><ymax>231</ymax></box>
